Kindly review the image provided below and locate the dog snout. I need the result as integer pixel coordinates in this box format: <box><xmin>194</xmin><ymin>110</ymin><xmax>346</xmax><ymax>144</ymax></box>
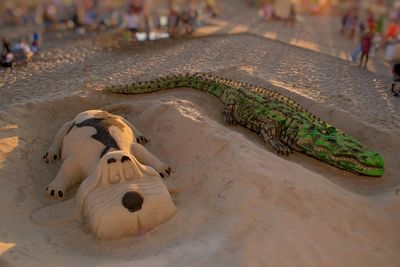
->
<box><xmin>122</xmin><ymin>191</ymin><xmax>144</xmax><ymax>212</ymax></box>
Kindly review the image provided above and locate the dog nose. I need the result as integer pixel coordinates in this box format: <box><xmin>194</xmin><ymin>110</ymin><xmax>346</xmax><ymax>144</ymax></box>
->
<box><xmin>122</xmin><ymin>191</ymin><xmax>144</xmax><ymax>212</ymax></box>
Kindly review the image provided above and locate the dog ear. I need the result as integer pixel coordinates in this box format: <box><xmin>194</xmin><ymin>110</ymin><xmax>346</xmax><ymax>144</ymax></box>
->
<box><xmin>76</xmin><ymin>158</ymin><xmax>107</xmax><ymax>210</ymax></box>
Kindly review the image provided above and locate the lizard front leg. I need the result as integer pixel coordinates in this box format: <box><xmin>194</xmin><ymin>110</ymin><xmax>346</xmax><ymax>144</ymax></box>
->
<box><xmin>259</xmin><ymin>124</ymin><xmax>292</xmax><ymax>156</ymax></box>
<box><xmin>222</xmin><ymin>103</ymin><xmax>237</xmax><ymax>125</ymax></box>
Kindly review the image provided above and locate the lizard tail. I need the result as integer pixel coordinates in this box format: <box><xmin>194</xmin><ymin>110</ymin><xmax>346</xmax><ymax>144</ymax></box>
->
<box><xmin>106</xmin><ymin>73</ymin><xmax>231</xmax><ymax>101</ymax></box>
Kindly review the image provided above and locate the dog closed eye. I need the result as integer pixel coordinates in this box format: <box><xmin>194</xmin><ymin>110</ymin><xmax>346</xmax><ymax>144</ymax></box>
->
<box><xmin>107</xmin><ymin>158</ymin><xmax>117</xmax><ymax>164</ymax></box>
<box><xmin>121</xmin><ymin>156</ymin><xmax>131</xmax><ymax>162</ymax></box>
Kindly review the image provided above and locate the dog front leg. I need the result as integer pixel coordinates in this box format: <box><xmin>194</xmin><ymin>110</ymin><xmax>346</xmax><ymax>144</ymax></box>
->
<box><xmin>130</xmin><ymin>143</ymin><xmax>171</xmax><ymax>178</ymax></box>
<box><xmin>43</xmin><ymin>121</ymin><xmax>72</xmax><ymax>163</ymax></box>
<box><xmin>46</xmin><ymin>157</ymin><xmax>82</xmax><ymax>199</ymax></box>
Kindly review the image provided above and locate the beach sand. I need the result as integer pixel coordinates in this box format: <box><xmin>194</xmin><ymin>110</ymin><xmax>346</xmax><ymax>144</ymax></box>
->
<box><xmin>0</xmin><ymin>33</ymin><xmax>399</xmax><ymax>266</ymax></box>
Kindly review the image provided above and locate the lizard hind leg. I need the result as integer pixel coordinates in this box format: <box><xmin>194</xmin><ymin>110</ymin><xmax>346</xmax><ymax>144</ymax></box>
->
<box><xmin>222</xmin><ymin>104</ymin><xmax>237</xmax><ymax>125</ymax></box>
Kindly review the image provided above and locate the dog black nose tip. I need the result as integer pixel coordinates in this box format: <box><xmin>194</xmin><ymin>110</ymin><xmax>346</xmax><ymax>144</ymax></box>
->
<box><xmin>122</xmin><ymin>191</ymin><xmax>143</xmax><ymax>212</ymax></box>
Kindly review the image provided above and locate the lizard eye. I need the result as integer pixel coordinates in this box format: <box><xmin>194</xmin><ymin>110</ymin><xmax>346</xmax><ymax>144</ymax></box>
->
<box><xmin>327</xmin><ymin>127</ymin><xmax>336</xmax><ymax>134</ymax></box>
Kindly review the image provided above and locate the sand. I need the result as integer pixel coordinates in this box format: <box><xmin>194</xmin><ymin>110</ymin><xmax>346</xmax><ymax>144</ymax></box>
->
<box><xmin>0</xmin><ymin>32</ymin><xmax>400</xmax><ymax>266</ymax></box>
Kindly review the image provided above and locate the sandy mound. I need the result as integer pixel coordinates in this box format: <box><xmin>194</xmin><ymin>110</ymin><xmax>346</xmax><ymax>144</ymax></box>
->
<box><xmin>0</xmin><ymin>86</ymin><xmax>399</xmax><ymax>267</ymax></box>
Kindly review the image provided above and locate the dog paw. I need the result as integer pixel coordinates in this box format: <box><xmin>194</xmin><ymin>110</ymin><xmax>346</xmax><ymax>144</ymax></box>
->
<box><xmin>43</xmin><ymin>147</ymin><xmax>60</xmax><ymax>164</ymax></box>
<box><xmin>45</xmin><ymin>185</ymin><xmax>66</xmax><ymax>200</ymax></box>
<box><xmin>158</xmin><ymin>165</ymin><xmax>172</xmax><ymax>179</ymax></box>
<box><xmin>136</xmin><ymin>135</ymin><xmax>149</xmax><ymax>144</ymax></box>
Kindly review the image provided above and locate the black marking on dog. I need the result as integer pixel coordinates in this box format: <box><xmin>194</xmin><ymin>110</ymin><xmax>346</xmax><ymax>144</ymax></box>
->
<box><xmin>121</xmin><ymin>156</ymin><xmax>131</xmax><ymax>162</ymax></box>
<box><xmin>122</xmin><ymin>191</ymin><xmax>144</xmax><ymax>212</ymax></box>
<box><xmin>107</xmin><ymin>158</ymin><xmax>117</xmax><ymax>164</ymax></box>
<box><xmin>67</xmin><ymin>112</ymin><xmax>126</xmax><ymax>157</ymax></box>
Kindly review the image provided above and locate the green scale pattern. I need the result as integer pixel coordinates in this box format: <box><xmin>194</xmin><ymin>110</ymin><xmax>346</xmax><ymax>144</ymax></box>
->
<box><xmin>107</xmin><ymin>73</ymin><xmax>384</xmax><ymax>177</ymax></box>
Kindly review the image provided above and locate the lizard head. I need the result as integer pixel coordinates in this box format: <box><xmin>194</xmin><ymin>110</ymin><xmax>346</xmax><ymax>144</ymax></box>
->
<box><xmin>294</xmin><ymin>122</ymin><xmax>384</xmax><ymax>177</ymax></box>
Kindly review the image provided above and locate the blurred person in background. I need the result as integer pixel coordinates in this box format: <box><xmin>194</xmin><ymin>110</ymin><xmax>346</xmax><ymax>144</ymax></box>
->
<box><xmin>366</xmin><ymin>9</ymin><xmax>376</xmax><ymax>33</ymax></box>
<box><xmin>385</xmin><ymin>20</ymin><xmax>399</xmax><ymax>41</ymax></box>
<box><xmin>122</xmin><ymin>0</ymin><xmax>149</xmax><ymax>41</ymax></box>
<box><xmin>30</xmin><ymin>32</ymin><xmax>41</xmax><ymax>54</ymax></box>
<box><xmin>205</xmin><ymin>0</ymin><xmax>218</xmax><ymax>18</ymax></box>
<box><xmin>180</xmin><ymin>3</ymin><xmax>198</xmax><ymax>35</ymax></box>
<box><xmin>42</xmin><ymin>0</ymin><xmax>58</xmax><ymax>31</ymax></box>
<box><xmin>123</xmin><ymin>3</ymin><xmax>141</xmax><ymax>42</ymax></box>
<box><xmin>1</xmin><ymin>38</ymin><xmax>14</xmax><ymax>68</ymax></box>
<box><xmin>341</xmin><ymin>9</ymin><xmax>350</xmax><ymax>35</ymax></box>
<box><xmin>168</xmin><ymin>4</ymin><xmax>179</xmax><ymax>37</ymax></box>
<box><xmin>259</xmin><ymin>1</ymin><xmax>275</xmax><ymax>21</ymax></box>
<box><xmin>81</xmin><ymin>0</ymin><xmax>98</xmax><ymax>30</ymax></box>
<box><xmin>11</xmin><ymin>38</ymin><xmax>33</xmax><ymax>62</ymax></box>
<box><xmin>358</xmin><ymin>20</ymin><xmax>366</xmax><ymax>37</ymax></box>
<box><xmin>110</xmin><ymin>8</ymin><xmax>122</xmax><ymax>28</ymax></box>
<box><xmin>342</xmin><ymin>7</ymin><xmax>358</xmax><ymax>39</ymax></box>
<box><xmin>71</xmin><ymin>3</ymin><xmax>84</xmax><ymax>30</ymax></box>
<box><xmin>286</xmin><ymin>2</ymin><xmax>296</xmax><ymax>27</ymax></box>
<box><xmin>359</xmin><ymin>29</ymin><xmax>375</xmax><ymax>69</ymax></box>
<box><xmin>376</xmin><ymin>14</ymin><xmax>385</xmax><ymax>35</ymax></box>
<box><xmin>373</xmin><ymin>19</ymin><xmax>400</xmax><ymax>52</ymax></box>
<box><xmin>391</xmin><ymin>62</ymin><xmax>400</xmax><ymax>97</ymax></box>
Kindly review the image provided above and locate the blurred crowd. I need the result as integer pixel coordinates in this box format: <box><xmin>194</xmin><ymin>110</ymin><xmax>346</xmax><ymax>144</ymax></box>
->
<box><xmin>0</xmin><ymin>0</ymin><xmax>219</xmax><ymax>67</ymax></box>
<box><xmin>0</xmin><ymin>0</ymin><xmax>219</xmax><ymax>34</ymax></box>
<box><xmin>342</xmin><ymin>3</ymin><xmax>400</xmax><ymax>69</ymax></box>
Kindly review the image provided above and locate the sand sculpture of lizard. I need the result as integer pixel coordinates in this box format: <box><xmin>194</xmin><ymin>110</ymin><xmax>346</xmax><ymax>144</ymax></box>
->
<box><xmin>107</xmin><ymin>73</ymin><xmax>384</xmax><ymax>177</ymax></box>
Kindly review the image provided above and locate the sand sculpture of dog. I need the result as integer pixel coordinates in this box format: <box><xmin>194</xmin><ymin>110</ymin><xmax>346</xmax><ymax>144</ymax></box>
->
<box><xmin>33</xmin><ymin>110</ymin><xmax>176</xmax><ymax>239</ymax></box>
<box><xmin>43</xmin><ymin>109</ymin><xmax>171</xmax><ymax>199</ymax></box>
